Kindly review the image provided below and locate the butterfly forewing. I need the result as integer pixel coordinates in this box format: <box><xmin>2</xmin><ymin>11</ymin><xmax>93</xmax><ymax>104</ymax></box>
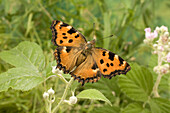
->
<box><xmin>92</xmin><ymin>47</ymin><xmax>131</xmax><ymax>78</ymax></box>
<box><xmin>50</xmin><ymin>20</ymin><xmax>87</xmax><ymax>47</ymax></box>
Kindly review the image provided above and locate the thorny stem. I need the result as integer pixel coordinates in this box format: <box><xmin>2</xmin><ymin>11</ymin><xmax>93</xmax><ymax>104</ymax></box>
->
<box><xmin>52</xmin><ymin>78</ymin><xmax>74</xmax><ymax>113</ymax></box>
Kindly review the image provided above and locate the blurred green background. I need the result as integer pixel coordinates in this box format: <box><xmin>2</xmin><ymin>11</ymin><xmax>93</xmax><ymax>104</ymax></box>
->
<box><xmin>0</xmin><ymin>0</ymin><xmax>169</xmax><ymax>112</ymax></box>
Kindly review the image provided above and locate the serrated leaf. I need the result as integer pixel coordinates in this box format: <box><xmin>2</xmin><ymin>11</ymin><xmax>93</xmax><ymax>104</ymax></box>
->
<box><xmin>149</xmin><ymin>98</ymin><xmax>170</xmax><ymax>113</ymax></box>
<box><xmin>122</xmin><ymin>103</ymin><xmax>151</xmax><ymax>113</ymax></box>
<box><xmin>118</xmin><ymin>63</ymin><xmax>153</xmax><ymax>102</ymax></box>
<box><xmin>85</xmin><ymin>77</ymin><xmax>119</xmax><ymax>103</ymax></box>
<box><xmin>93</xmin><ymin>105</ymin><xmax>120</xmax><ymax>113</ymax></box>
<box><xmin>0</xmin><ymin>67</ymin><xmax>43</xmax><ymax>92</ymax></box>
<box><xmin>0</xmin><ymin>41</ymin><xmax>45</xmax><ymax>72</ymax></box>
<box><xmin>76</xmin><ymin>89</ymin><xmax>112</xmax><ymax>106</ymax></box>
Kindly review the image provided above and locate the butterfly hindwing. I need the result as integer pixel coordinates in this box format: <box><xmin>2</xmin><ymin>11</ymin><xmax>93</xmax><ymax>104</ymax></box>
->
<box><xmin>71</xmin><ymin>55</ymin><xmax>102</xmax><ymax>86</ymax></box>
<box><xmin>54</xmin><ymin>46</ymin><xmax>84</xmax><ymax>73</ymax></box>
<box><xmin>92</xmin><ymin>47</ymin><xmax>131</xmax><ymax>79</ymax></box>
<box><xmin>50</xmin><ymin>20</ymin><xmax>87</xmax><ymax>47</ymax></box>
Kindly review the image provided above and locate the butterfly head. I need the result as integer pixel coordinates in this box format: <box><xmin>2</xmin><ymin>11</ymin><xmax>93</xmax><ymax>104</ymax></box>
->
<box><xmin>85</xmin><ymin>40</ymin><xmax>96</xmax><ymax>50</ymax></box>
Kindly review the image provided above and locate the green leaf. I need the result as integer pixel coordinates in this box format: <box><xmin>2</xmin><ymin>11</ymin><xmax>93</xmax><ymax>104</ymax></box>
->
<box><xmin>122</xmin><ymin>103</ymin><xmax>151</xmax><ymax>113</ymax></box>
<box><xmin>118</xmin><ymin>63</ymin><xmax>153</xmax><ymax>102</ymax></box>
<box><xmin>93</xmin><ymin>105</ymin><xmax>120</xmax><ymax>113</ymax></box>
<box><xmin>0</xmin><ymin>67</ymin><xmax>43</xmax><ymax>92</ymax></box>
<box><xmin>149</xmin><ymin>98</ymin><xmax>170</xmax><ymax>113</ymax></box>
<box><xmin>76</xmin><ymin>89</ymin><xmax>112</xmax><ymax>106</ymax></box>
<box><xmin>0</xmin><ymin>41</ymin><xmax>45</xmax><ymax>72</ymax></box>
<box><xmin>85</xmin><ymin>77</ymin><xmax>120</xmax><ymax>103</ymax></box>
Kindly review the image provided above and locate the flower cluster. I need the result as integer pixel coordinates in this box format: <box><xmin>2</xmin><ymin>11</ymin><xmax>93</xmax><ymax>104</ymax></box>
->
<box><xmin>43</xmin><ymin>88</ymin><xmax>55</xmax><ymax>103</ymax></box>
<box><xmin>144</xmin><ymin>26</ymin><xmax>170</xmax><ymax>74</ymax></box>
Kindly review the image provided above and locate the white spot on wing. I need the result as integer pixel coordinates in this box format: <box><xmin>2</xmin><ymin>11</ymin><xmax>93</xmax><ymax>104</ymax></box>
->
<box><xmin>115</xmin><ymin>55</ymin><xmax>118</xmax><ymax>59</ymax></box>
<box><xmin>93</xmin><ymin>68</ymin><xmax>99</xmax><ymax>73</ymax></box>
<box><xmin>62</xmin><ymin>47</ymin><xmax>67</xmax><ymax>53</ymax></box>
<box><xmin>67</xmin><ymin>26</ymin><xmax>72</xmax><ymax>29</ymax></box>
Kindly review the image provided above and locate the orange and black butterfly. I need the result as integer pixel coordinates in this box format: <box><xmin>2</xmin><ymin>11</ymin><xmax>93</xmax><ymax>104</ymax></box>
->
<box><xmin>50</xmin><ymin>20</ymin><xmax>131</xmax><ymax>86</ymax></box>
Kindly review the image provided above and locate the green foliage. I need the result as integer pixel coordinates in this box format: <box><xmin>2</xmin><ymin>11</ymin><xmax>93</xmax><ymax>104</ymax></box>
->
<box><xmin>0</xmin><ymin>0</ymin><xmax>170</xmax><ymax>112</ymax></box>
<box><xmin>77</xmin><ymin>89</ymin><xmax>112</xmax><ymax>106</ymax></box>
<box><xmin>0</xmin><ymin>41</ymin><xmax>45</xmax><ymax>91</ymax></box>
<box><xmin>122</xmin><ymin>103</ymin><xmax>150</xmax><ymax>113</ymax></box>
<box><xmin>149</xmin><ymin>98</ymin><xmax>170</xmax><ymax>113</ymax></box>
<box><xmin>118</xmin><ymin>63</ymin><xmax>153</xmax><ymax>102</ymax></box>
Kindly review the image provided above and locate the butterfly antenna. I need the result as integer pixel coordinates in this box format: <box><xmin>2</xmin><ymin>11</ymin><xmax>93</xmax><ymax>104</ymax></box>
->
<box><xmin>103</xmin><ymin>34</ymin><xmax>115</xmax><ymax>39</ymax></box>
<box><xmin>93</xmin><ymin>23</ymin><xmax>96</xmax><ymax>41</ymax></box>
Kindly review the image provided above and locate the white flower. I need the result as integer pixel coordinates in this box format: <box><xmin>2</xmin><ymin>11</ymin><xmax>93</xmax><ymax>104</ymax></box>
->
<box><xmin>164</xmin><ymin>32</ymin><xmax>169</xmax><ymax>37</ymax></box>
<box><xmin>155</xmin><ymin>26</ymin><xmax>160</xmax><ymax>32</ymax></box>
<box><xmin>52</xmin><ymin>66</ymin><xmax>57</xmax><ymax>73</ymax></box>
<box><xmin>160</xmin><ymin>25</ymin><xmax>168</xmax><ymax>32</ymax></box>
<box><xmin>48</xmin><ymin>88</ymin><xmax>55</xmax><ymax>95</ymax></box>
<box><xmin>166</xmin><ymin>52</ymin><xmax>170</xmax><ymax>63</ymax></box>
<box><xmin>43</xmin><ymin>92</ymin><xmax>49</xmax><ymax>99</ymax></box>
<box><xmin>69</xmin><ymin>96</ymin><xmax>77</xmax><ymax>104</ymax></box>
<box><xmin>153</xmin><ymin>44</ymin><xmax>157</xmax><ymax>48</ymax></box>
<box><xmin>157</xmin><ymin>46</ymin><xmax>164</xmax><ymax>51</ymax></box>
<box><xmin>144</xmin><ymin>28</ymin><xmax>151</xmax><ymax>33</ymax></box>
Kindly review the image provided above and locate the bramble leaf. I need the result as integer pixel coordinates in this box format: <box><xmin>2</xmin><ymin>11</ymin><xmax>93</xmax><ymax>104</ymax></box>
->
<box><xmin>77</xmin><ymin>89</ymin><xmax>112</xmax><ymax>106</ymax></box>
<box><xmin>0</xmin><ymin>41</ymin><xmax>45</xmax><ymax>72</ymax></box>
<box><xmin>0</xmin><ymin>67</ymin><xmax>43</xmax><ymax>92</ymax></box>
<box><xmin>118</xmin><ymin>63</ymin><xmax>153</xmax><ymax>102</ymax></box>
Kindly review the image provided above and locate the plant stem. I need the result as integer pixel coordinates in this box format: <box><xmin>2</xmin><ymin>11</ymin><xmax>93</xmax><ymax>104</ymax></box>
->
<box><xmin>152</xmin><ymin>73</ymin><xmax>162</xmax><ymax>97</ymax></box>
<box><xmin>152</xmin><ymin>49</ymin><xmax>163</xmax><ymax>97</ymax></box>
<box><xmin>52</xmin><ymin>78</ymin><xmax>74</xmax><ymax>113</ymax></box>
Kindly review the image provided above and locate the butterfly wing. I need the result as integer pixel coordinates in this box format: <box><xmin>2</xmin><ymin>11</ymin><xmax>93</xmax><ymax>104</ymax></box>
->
<box><xmin>70</xmin><ymin>54</ymin><xmax>102</xmax><ymax>86</ymax></box>
<box><xmin>54</xmin><ymin>46</ymin><xmax>85</xmax><ymax>73</ymax></box>
<box><xmin>51</xmin><ymin>20</ymin><xmax>88</xmax><ymax>73</ymax></box>
<box><xmin>91</xmin><ymin>47</ymin><xmax>131</xmax><ymax>78</ymax></box>
<box><xmin>50</xmin><ymin>20</ymin><xmax>87</xmax><ymax>47</ymax></box>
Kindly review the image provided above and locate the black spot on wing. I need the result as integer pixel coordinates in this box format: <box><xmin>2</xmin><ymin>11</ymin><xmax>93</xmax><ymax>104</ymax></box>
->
<box><xmin>60</xmin><ymin>40</ymin><xmax>63</xmax><ymax>44</ymax></box>
<box><xmin>63</xmin><ymin>36</ymin><xmax>67</xmax><ymax>39</ymax></box>
<box><xmin>108</xmin><ymin>52</ymin><xmax>115</xmax><ymax>61</ymax></box>
<box><xmin>103</xmin><ymin>69</ymin><xmax>107</xmax><ymax>72</ymax></box>
<box><xmin>75</xmin><ymin>34</ymin><xmax>79</xmax><ymax>38</ymax></box>
<box><xmin>118</xmin><ymin>56</ymin><xmax>124</xmax><ymax>66</ymax></box>
<box><xmin>100</xmin><ymin>59</ymin><xmax>104</xmax><ymax>64</ymax></box>
<box><xmin>106</xmin><ymin>63</ymin><xmax>109</xmax><ymax>67</ymax></box>
<box><xmin>62</xmin><ymin>33</ymin><xmax>66</xmax><ymax>35</ymax></box>
<box><xmin>66</xmin><ymin>47</ymin><xmax>71</xmax><ymax>53</ymax></box>
<box><xmin>92</xmin><ymin>63</ymin><xmax>98</xmax><ymax>70</ymax></box>
<box><xmin>68</xmin><ymin>39</ymin><xmax>73</xmax><ymax>43</ymax></box>
<box><xmin>60</xmin><ymin>22</ymin><xmax>69</xmax><ymax>27</ymax></box>
<box><xmin>67</xmin><ymin>27</ymin><xmax>76</xmax><ymax>34</ymax></box>
<box><xmin>102</xmin><ymin>51</ymin><xmax>106</xmax><ymax>56</ymax></box>
<box><xmin>110</xmin><ymin>63</ymin><xmax>114</xmax><ymax>66</ymax></box>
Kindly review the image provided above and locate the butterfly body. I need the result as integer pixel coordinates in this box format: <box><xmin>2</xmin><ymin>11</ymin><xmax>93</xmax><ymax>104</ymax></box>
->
<box><xmin>51</xmin><ymin>20</ymin><xmax>131</xmax><ymax>86</ymax></box>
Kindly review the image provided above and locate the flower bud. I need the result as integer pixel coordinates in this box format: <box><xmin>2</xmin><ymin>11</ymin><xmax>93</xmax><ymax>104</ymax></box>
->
<box><xmin>144</xmin><ymin>28</ymin><xmax>151</xmax><ymax>33</ymax></box>
<box><xmin>48</xmin><ymin>88</ymin><xmax>55</xmax><ymax>95</ymax></box>
<box><xmin>52</xmin><ymin>66</ymin><xmax>57</xmax><ymax>73</ymax></box>
<box><xmin>152</xmin><ymin>51</ymin><xmax>157</xmax><ymax>54</ymax></box>
<box><xmin>160</xmin><ymin>25</ymin><xmax>168</xmax><ymax>32</ymax></box>
<box><xmin>153</xmin><ymin>44</ymin><xmax>157</xmax><ymax>48</ymax></box>
<box><xmin>164</xmin><ymin>45</ymin><xmax>169</xmax><ymax>50</ymax></box>
<box><xmin>164</xmin><ymin>32</ymin><xmax>169</xmax><ymax>37</ymax></box>
<box><xmin>158</xmin><ymin>46</ymin><xmax>164</xmax><ymax>51</ymax></box>
<box><xmin>43</xmin><ymin>92</ymin><xmax>49</xmax><ymax>99</ymax></box>
<box><xmin>155</xmin><ymin>26</ymin><xmax>160</xmax><ymax>32</ymax></box>
<box><xmin>166</xmin><ymin>52</ymin><xmax>170</xmax><ymax>63</ymax></box>
<box><xmin>69</xmin><ymin>96</ymin><xmax>77</xmax><ymax>104</ymax></box>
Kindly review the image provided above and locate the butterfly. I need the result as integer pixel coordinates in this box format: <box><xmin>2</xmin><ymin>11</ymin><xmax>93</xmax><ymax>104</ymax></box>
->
<box><xmin>50</xmin><ymin>20</ymin><xmax>131</xmax><ymax>86</ymax></box>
